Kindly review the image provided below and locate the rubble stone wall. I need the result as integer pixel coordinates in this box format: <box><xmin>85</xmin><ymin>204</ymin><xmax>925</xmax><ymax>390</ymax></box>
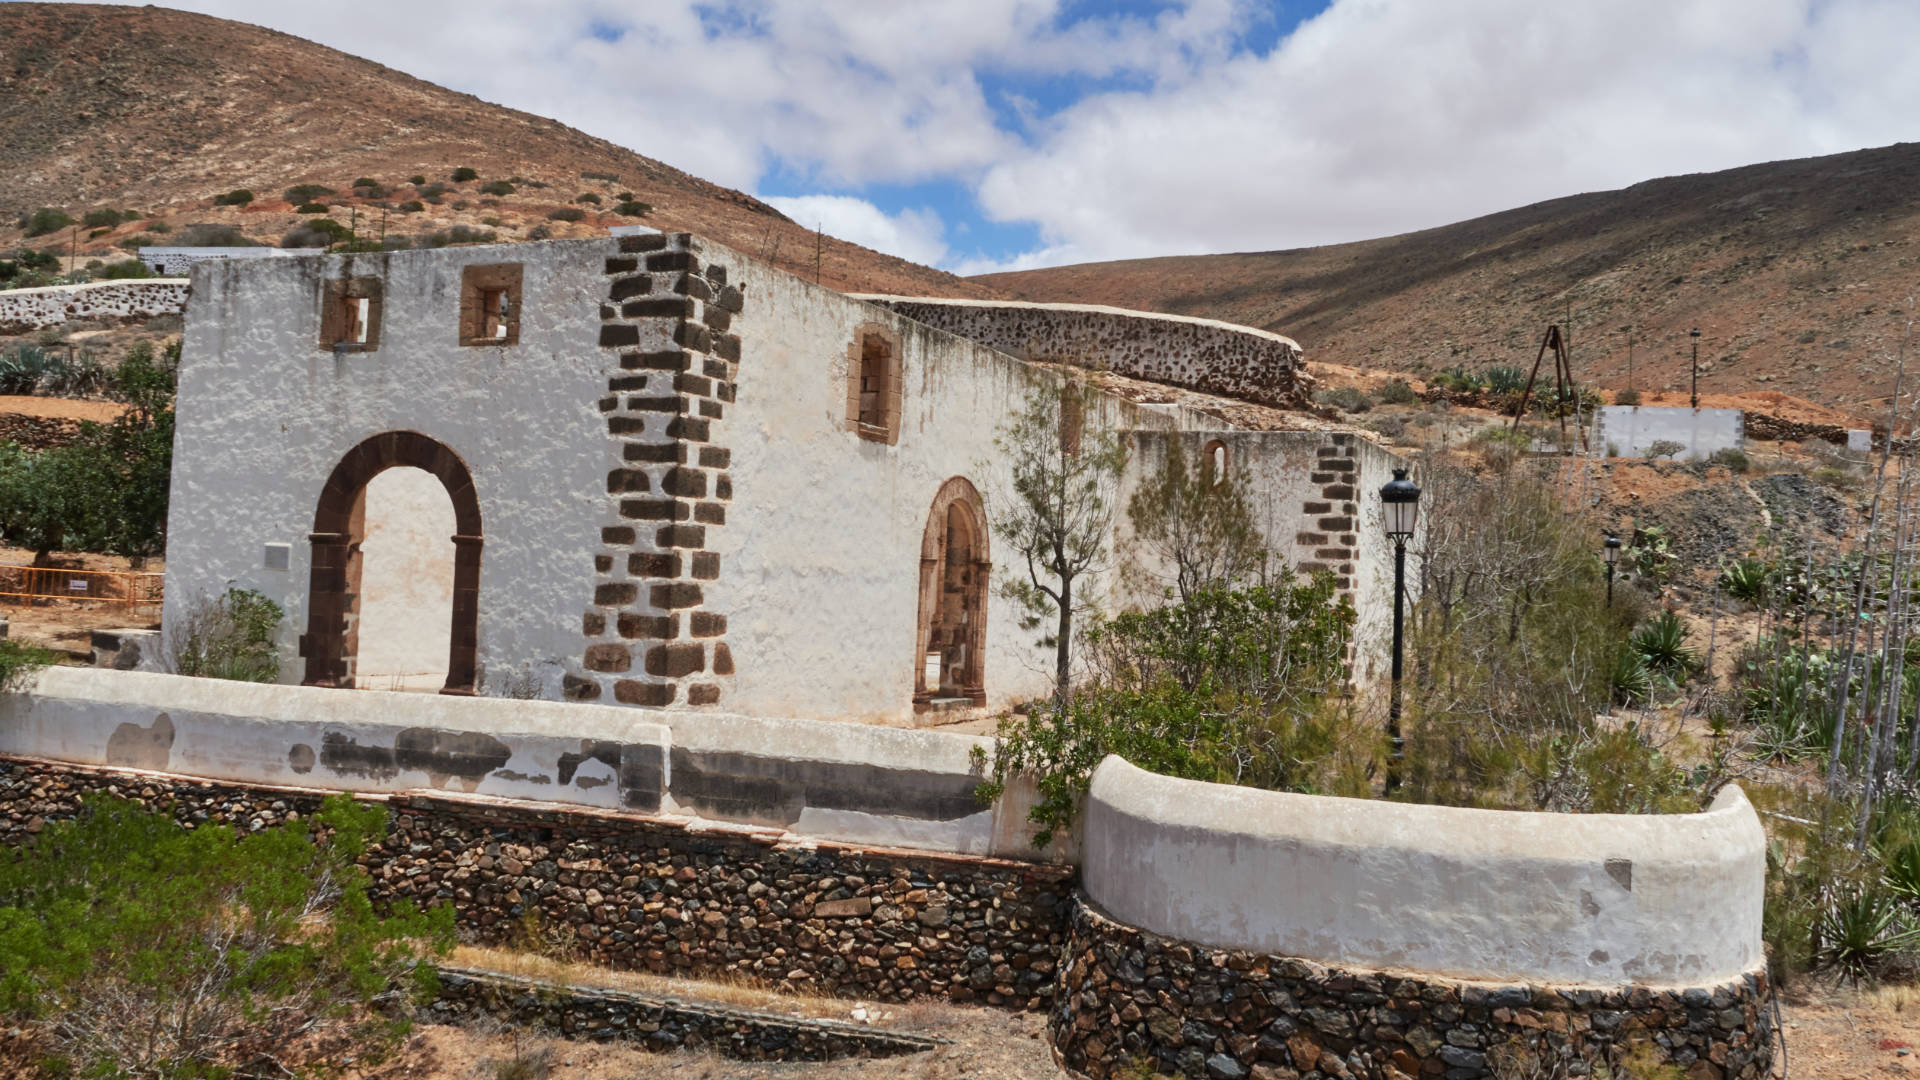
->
<box><xmin>0</xmin><ymin>279</ymin><xmax>189</xmax><ymax>332</ymax></box>
<box><xmin>854</xmin><ymin>295</ymin><xmax>1311</xmax><ymax>410</ymax></box>
<box><xmin>1052</xmin><ymin>898</ymin><xmax>1775</xmax><ymax>1080</ymax></box>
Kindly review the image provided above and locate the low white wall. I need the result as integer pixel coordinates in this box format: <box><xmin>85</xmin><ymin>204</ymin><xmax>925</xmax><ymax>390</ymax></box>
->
<box><xmin>0</xmin><ymin>279</ymin><xmax>189</xmax><ymax>332</ymax></box>
<box><xmin>1080</xmin><ymin>756</ymin><xmax>1764</xmax><ymax>988</ymax></box>
<box><xmin>1596</xmin><ymin>406</ymin><xmax>1745</xmax><ymax>461</ymax></box>
<box><xmin>0</xmin><ymin>667</ymin><xmax>1047</xmax><ymax>860</ymax></box>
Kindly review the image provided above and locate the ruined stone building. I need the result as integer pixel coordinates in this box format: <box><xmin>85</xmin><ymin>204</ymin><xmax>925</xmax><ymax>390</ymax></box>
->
<box><xmin>163</xmin><ymin>232</ymin><xmax>1401</xmax><ymax>724</ymax></box>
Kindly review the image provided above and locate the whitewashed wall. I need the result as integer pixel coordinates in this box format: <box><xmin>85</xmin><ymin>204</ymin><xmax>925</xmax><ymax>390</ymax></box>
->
<box><xmin>1082</xmin><ymin>756</ymin><xmax>1765</xmax><ymax>988</ymax></box>
<box><xmin>1596</xmin><ymin>406</ymin><xmax>1745</xmax><ymax>461</ymax></box>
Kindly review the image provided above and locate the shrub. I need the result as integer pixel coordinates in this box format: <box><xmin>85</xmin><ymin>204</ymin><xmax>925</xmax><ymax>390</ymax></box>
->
<box><xmin>1813</xmin><ymin>466</ymin><xmax>1859</xmax><ymax>491</ymax></box>
<box><xmin>399</xmin><ymin>200</ymin><xmax>426</xmax><ymax>213</ymax></box>
<box><xmin>1484</xmin><ymin>365</ymin><xmax>1527</xmax><ymax>394</ymax></box>
<box><xmin>0</xmin><ymin>791</ymin><xmax>454</xmax><ymax>1078</ymax></box>
<box><xmin>210</xmin><ymin>188</ymin><xmax>254</xmax><ymax>206</ymax></box>
<box><xmin>352</xmin><ymin>176</ymin><xmax>381</xmax><ymax>189</ymax></box>
<box><xmin>526</xmin><ymin>225</ymin><xmax>552</xmax><ymax>241</ymax></box>
<box><xmin>353</xmin><ymin>180</ymin><xmax>387</xmax><ymax>198</ymax></box>
<box><xmin>80</xmin><ymin>208</ymin><xmax>123</xmax><ymax>229</ymax></box>
<box><xmin>1614</xmin><ymin>387</ymin><xmax>1643</xmax><ymax>406</ymax></box>
<box><xmin>1645</xmin><ymin>439</ymin><xmax>1687</xmax><ymax>461</ymax></box>
<box><xmin>409</xmin><ymin>174</ymin><xmax>427</xmax><ymax>185</ymax></box>
<box><xmin>975</xmin><ymin>573</ymin><xmax>1356</xmax><ymax>846</ymax></box>
<box><xmin>479</xmin><ymin>180</ymin><xmax>516</xmax><ymax>196</ymax></box>
<box><xmin>547</xmin><ymin>206</ymin><xmax>586</xmax><ymax>222</ymax></box>
<box><xmin>0</xmin><ymin>639</ymin><xmax>54</xmax><ymax>693</ymax></box>
<box><xmin>22</xmin><ymin>208</ymin><xmax>72</xmax><ymax>237</ymax></box>
<box><xmin>577</xmin><ymin>192</ymin><xmax>602</xmax><ymax>205</ymax></box>
<box><xmin>617</xmin><ymin>191</ymin><xmax>636</xmax><ymax>201</ymax></box>
<box><xmin>169</xmin><ymin>586</ymin><xmax>284</xmax><ymax>681</ymax></box>
<box><xmin>452</xmin><ymin>166</ymin><xmax>479</xmax><ymax>182</ymax></box>
<box><xmin>1631</xmin><ymin>610</ymin><xmax>1698</xmax><ymax>677</ymax></box>
<box><xmin>1314</xmin><ymin>386</ymin><xmax>1372</xmax><ymax>413</ymax></box>
<box><xmin>481</xmin><ymin>215</ymin><xmax>503</xmax><ymax>227</ymax></box>
<box><xmin>95</xmin><ymin>259</ymin><xmax>152</xmax><ymax>280</ymax></box>
<box><xmin>116</xmin><ymin>233</ymin><xmax>156</xmax><ymax>251</ymax></box>
<box><xmin>1720</xmin><ymin>558</ymin><xmax>1769</xmax><ymax>604</ymax></box>
<box><xmin>283</xmin><ymin>183</ymin><xmax>334</xmax><ymax>204</ymax></box>
<box><xmin>1377</xmin><ymin>378</ymin><xmax>1417</xmax><ymax>405</ymax></box>
<box><xmin>282</xmin><ymin>221</ymin><xmax>346</xmax><ymax>247</ymax></box>
<box><xmin>614</xmin><ymin>199</ymin><xmax>652</xmax><ymax>217</ymax></box>
<box><xmin>148</xmin><ymin>221</ymin><xmax>171</xmax><ymax>234</ymax></box>
<box><xmin>173</xmin><ymin>223</ymin><xmax>254</xmax><ymax>247</ymax></box>
<box><xmin>425</xmin><ymin>225</ymin><xmax>497</xmax><ymax>247</ymax></box>
<box><xmin>296</xmin><ymin>201</ymin><xmax>330</xmax><ymax>214</ymax></box>
<box><xmin>1709</xmin><ymin>447</ymin><xmax>1751</xmax><ymax>473</ymax></box>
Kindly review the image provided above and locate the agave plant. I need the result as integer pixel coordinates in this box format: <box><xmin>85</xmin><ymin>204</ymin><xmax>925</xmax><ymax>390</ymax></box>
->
<box><xmin>1632</xmin><ymin>610</ymin><xmax>1699</xmax><ymax>677</ymax></box>
<box><xmin>1610</xmin><ymin>649</ymin><xmax>1653</xmax><ymax>706</ymax></box>
<box><xmin>1719</xmin><ymin>558</ymin><xmax>1770</xmax><ymax>605</ymax></box>
<box><xmin>1817</xmin><ymin>884</ymin><xmax>1920</xmax><ymax>982</ymax></box>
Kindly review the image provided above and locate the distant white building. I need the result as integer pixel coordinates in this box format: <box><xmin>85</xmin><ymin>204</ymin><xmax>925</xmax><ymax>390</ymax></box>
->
<box><xmin>138</xmin><ymin>246</ymin><xmax>324</xmax><ymax>276</ymax></box>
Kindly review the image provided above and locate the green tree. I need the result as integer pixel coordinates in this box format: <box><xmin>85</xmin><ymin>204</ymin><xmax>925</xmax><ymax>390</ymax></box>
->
<box><xmin>1127</xmin><ymin>438</ymin><xmax>1266</xmax><ymax>602</ymax></box>
<box><xmin>0</xmin><ymin>792</ymin><xmax>453</xmax><ymax>1079</ymax></box>
<box><xmin>989</xmin><ymin>382</ymin><xmax>1127</xmax><ymax>703</ymax></box>
<box><xmin>22</xmin><ymin>209</ymin><xmax>72</xmax><ymax>238</ymax></box>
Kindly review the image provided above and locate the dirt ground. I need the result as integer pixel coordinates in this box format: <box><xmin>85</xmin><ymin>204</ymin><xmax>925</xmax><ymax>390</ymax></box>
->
<box><xmin>0</xmin><ymin>543</ymin><xmax>162</xmax><ymax>660</ymax></box>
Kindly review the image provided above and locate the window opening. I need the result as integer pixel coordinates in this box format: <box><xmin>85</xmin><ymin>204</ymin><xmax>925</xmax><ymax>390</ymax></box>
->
<box><xmin>459</xmin><ymin>263</ymin><xmax>523</xmax><ymax>346</ymax></box>
<box><xmin>858</xmin><ymin>336</ymin><xmax>887</xmax><ymax>429</ymax></box>
<box><xmin>845</xmin><ymin>326</ymin><xmax>902</xmax><ymax>444</ymax></box>
<box><xmin>1205</xmin><ymin>439</ymin><xmax>1227</xmax><ymax>485</ymax></box>
<box><xmin>480</xmin><ymin>287</ymin><xmax>510</xmax><ymax>340</ymax></box>
<box><xmin>320</xmin><ymin>275</ymin><xmax>382</xmax><ymax>350</ymax></box>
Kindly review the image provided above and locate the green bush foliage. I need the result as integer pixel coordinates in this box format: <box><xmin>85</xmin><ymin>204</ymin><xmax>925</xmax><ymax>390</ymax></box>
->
<box><xmin>296</xmin><ymin>202</ymin><xmax>330</xmax><ymax>214</ymax></box>
<box><xmin>0</xmin><ymin>791</ymin><xmax>454</xmax><ymax>1077</ymax></box>
<box><xmin>547</xmin><ymin>206</ymin><xmax>586</xmax><ymax>222</ymax></box>
<box><xmin>283</xmin><ymin>183</ymin><xmax>334</xmax><ymax>204</ymax></box>
<box><xmin>614</xmin><ymin>200</ymin><xmax>652</xmax><ymax>218</ymax></box>
<box><xmin>210</xmin><ymin>189</ymin><xmax>254</xmax><ymax>206</ymax></box>
<box><xmin>170</xmin><ymin>586</ymin><xmax>284</xmax><ymax>682</ymax></box>
<box><xmin>22</xmin><ymin>209</ymin><xmax>72</xmax><ymax>238</ymax></box>
<box><xmin>479</xmin><ymin>180</ymin><xmax>516</xmax><ymax>196</ymax></box>
<box><xmin>1377</xmin><ymin>378</ymin><xmax>1418</xmax><ymax>405</ymax></box>
<box><xmin>1314</xmin><ymin>386</ymin><xmax>1372</xmax><ymax>413</ymax></box>
<box><xmin>79</xmin><ymin>209</ymin><xmax>125</xmax><ymax>229</ymax></box>
<box><xmin>352</xmin><ymin>176</ymin><xmax>381</xmax><ymax>189</ymax></box>
<box><xmin>0</xmin><ymin>640</ymin><xmax>54</xmax><ymax>694</ymax></box>
<box><xmin>976</xmin><ymin>572</ymin><xmax>1357</xmax><ymax>845</ymax></box>
<box><xmin>95</xmin><ymin>258</ymin><xmax>153</xmax><ymax>280</ymax></box>
<box><xmin>1709</xmin><ymin>447</ymin><xmax>1751</xmax><ymax>473</ymax></box>
<box><xmin>1614</xmin><ymin>387</ymin><xmax>1643</xmax><ymax>406</ymax></box>
<box><xmin>425</xmin><ymin>225</ymin><xmax>498</xmax><ymax>247</ymax></box>
<box><xmin>409</xmin><ymin>174</ymin><xmax>428</xmax><ymax>186</ymax></box>
<box><xmin>399</xmin><ymin>200</ymin><xmax>426</xmax><ymax>213</ymax></box>
<box><xmin>0</xmin><ymin>343</ymin><xmax>176</xmax><ymax>559</ymax></box>
<box><xmin>577</xmin><ymin>192</ymin><xmax>603</xmax><ymax>205</ymax></box>
<box><xmin>1631</xmin><ymin>610</ymin><xmax>1700</xmax><ymax>678</ymax></box>
<box><xmin>1484</xmin><ymin>365</ymin><xmax>1527</xmax><ymax>394</ymax></box>
<box><xmin>452</xmin><ymin>166</ymin><xmax>479</xmax><ymax>182</ymax></box>
<box><xmin>173</xmin><ymin>224</ymin><xmax>255</xmax><ymax>247</ymax></box>
<box><xmin>1720</xmin><ymin>558</ymin><xmax>1769</xmax><ymax>604</ymax></box>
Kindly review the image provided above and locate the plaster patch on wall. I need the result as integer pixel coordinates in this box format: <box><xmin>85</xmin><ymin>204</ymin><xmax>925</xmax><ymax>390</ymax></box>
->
<box><xmin>104</xmin><ymin>713</ymin><xmax>173</xmax><ymax>770</ymax></box>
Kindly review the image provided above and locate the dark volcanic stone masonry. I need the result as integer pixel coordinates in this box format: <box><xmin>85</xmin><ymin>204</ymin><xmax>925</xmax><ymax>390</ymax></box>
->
<box><xmin>1051</xmin><ymin>899</ymin><xmax>1775</xmax><ymax>1080</ymax></box>
<box><xmin>0</xmin><ymin>757</ymin><xmax>1072</xmax><ymax>1009</ymax></box>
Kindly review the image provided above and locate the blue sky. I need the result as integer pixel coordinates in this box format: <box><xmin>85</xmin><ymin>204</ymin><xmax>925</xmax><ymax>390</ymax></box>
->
<box><xmin>70</xmin><ymin>1</ymin><xmax>1920</xmax><ymax>273</ymax></box>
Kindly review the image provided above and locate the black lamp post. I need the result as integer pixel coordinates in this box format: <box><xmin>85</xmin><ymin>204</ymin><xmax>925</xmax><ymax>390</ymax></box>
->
<box><xmin>1380</xmin><ymin>467</ymin><xmax>1421</xmax><ymax>794</ymax></box>
<box><xmin>1689</xmin><ymin>328</ymin><xmax>1702</xmax><ymax>409</ymax></box>
<box><xmin>1604</xmin><ymin>535</ymin><xmax>1621</xmax><ymax>607</ymax></box>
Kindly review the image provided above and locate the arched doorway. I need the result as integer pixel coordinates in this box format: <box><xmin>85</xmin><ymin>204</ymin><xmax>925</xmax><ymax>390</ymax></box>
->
<box><xmin>913</xmin><ymin>477</ymin><xmax>989</xmax><ymax>708</ymax></box>
<box><xmin>300</xmin><ymin>431</ymin><xmax>482</xmax><ymax>694</ymax></box>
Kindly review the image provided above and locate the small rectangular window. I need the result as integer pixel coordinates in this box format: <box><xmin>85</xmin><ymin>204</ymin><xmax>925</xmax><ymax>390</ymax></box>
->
<box><xmin>319</xmin><ymin>275</ymin><xmax>382</xmax><ymax>350</ymax></box>
<box><xmin>460</xmin><ymin>263</ymin><xmax>523</xmax><ymax>346</ymax></box>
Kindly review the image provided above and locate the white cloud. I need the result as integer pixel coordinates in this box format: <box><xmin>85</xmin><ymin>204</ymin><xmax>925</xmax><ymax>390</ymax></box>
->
<box><xmin>976</xmin><ymin>0</ymin><xmax>1920</xmax><ymax>264</ymax></box>
<box><xmin>88</xmin><ymin>0</ymin><xmax>1920</xmax><ymax>272</ymax></box>
<box><xmin>762</xmin><ymin>195</ymin><xmax>949</xmax><ymax>266</ymax></box>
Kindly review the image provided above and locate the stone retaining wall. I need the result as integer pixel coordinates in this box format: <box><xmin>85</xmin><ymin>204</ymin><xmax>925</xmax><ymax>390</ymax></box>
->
<box><xmin>1052</xmin><ymin>898</ymin><xmax>1775</xmax><ymax>1080</ymax></box>
<box><xmin>0</xmin><ymin>755</ymin><xmax>1073</xmax><ymax>1010</ymax></box>
<box><xmin>428</xmin><ymin>967</ymin><xmax>944</xmax><ymax>1060</ymax></box>
<box><xmin>0</xmin><ymin>280</ymin><xmax>189</xmax><ymax>332</ymax></box>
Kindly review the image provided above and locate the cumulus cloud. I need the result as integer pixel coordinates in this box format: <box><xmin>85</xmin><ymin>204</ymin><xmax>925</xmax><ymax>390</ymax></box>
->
<box><xmin>762</xmin><ymin>195</ymin><xmax>950</xmax><ymax>266</ymax></box>
<box><xmin>93</xmin><ymin>0</ymin><xmax>1920</xmax><ymax>271</ymax></box>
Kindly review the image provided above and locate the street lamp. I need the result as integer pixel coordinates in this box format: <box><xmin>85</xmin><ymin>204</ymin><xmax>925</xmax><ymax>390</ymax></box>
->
<box><xmin>1379</xmin><ymin>467</ymin><xmax>1420</xmax><ymax>794</ymax></box>
<box><xmin>1689</xmin><ymin>328</ymin><xmax>1702</xmax><ymax>409</ymax></box>
<box><xmin>1603</xmin><ymin>535</ymin><xmax>1622</xmax><ymax>607</ymax></box>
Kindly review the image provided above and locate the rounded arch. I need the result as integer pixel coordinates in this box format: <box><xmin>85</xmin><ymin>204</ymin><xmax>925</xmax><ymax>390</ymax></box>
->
<box><xmin>301</xmin><ymin>431</ymin><xmax>482</xmax><ymax>694</ymax></box>
<box><xmin>1202</xmin><ymin>438</ymin><xmax>1228</xmax><ymax>486</ymax></box>
<box><xmin>913</xmin><ymin>476</ymin><xmax>990</xmax><ymax>709</ymax></box>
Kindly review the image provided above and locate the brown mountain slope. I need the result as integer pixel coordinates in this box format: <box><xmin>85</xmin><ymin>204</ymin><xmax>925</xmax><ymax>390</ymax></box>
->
<box><xmin>979</xmin><ymin>143</ymin><xmax>1920</xmax><ymax>412</ymax></box>
<box><xmin>0</xmin><ymin>3</ymin><xmax>999</xmax><ymax>299</ymax></box>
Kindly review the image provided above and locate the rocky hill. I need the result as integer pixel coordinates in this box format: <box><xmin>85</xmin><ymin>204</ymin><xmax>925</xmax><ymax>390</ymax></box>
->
<box><xmin>978</xmin><ymin>143</ymin><xmax>1920</xmax><ymax>413</ymax></box>
<box><xmin>0</xmin><ymin>3</ymin><xmax>998</xmax><ymax>299</ymax></box>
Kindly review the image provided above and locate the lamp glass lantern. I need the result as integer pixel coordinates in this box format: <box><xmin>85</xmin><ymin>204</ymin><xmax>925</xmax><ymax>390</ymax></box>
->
<box><xmin>1380</xmin><ymin>468</ymin><xmax>1420</xmax><ymax>540</ymax></box>
<box><xmin>1603</xmin><ymin>535</ymin><xmax>1622</xmax><ymax>565</ymax></box>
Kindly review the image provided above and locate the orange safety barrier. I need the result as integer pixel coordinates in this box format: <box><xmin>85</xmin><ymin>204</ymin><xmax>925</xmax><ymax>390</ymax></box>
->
<box><xmin>0</xmin><ymin>564</ymin><xmax>164</xmax><ymax>608</ymax></box>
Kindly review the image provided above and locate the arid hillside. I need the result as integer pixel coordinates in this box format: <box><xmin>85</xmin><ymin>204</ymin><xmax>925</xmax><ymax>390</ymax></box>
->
<box><xmin>979</xmin><ymin>143</ymin><xmax>1920</xmax><ymax>413</ymax></box>
<box><xmin>0</xmin><ymin>3</ymin><xmax>1000</xmax><ymax>298</ymax></box>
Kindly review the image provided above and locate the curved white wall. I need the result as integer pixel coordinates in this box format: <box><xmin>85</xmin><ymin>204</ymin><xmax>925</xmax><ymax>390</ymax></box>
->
<box><xmin>1081</xmin><ymin>756</ymin><xmax>1764</xmax><ymax>988</ymax></box>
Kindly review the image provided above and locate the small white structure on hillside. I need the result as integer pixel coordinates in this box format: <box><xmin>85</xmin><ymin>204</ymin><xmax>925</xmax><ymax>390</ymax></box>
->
<box><xmin>1596</xmin><ymin>405</ymin><xmax>1746</xmax><ymax>461</ymax></box>
<box><xmin>137</xmin><ymin>246</ymin><xmax>323</xmax><ymax>276</ymax></box>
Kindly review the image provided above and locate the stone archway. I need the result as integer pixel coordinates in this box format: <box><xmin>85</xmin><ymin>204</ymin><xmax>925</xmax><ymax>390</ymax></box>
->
<box><xmin>913</xmin><ymin>477</ymin><xmax>989</xmax><ymax>709</ymax></box>
<box><xmin>300</xmin><ymin>431</ymin><xmax>482</xmax><ymax>694</ymax></box>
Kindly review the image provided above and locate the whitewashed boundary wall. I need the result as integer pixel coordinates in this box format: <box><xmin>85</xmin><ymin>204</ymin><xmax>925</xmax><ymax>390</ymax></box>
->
<box><xmin>854</xmin><ymin>294</ymin><xmax>1313</xmax><ymax>410</ymax></box>
<box><xmin>1595</xmin><ymin>406</ymin><xmax>1746</xmax><ymax>461</ymax></box>
<box><xmin>1081</xmin><ymin>756</ymin><xmax>1764</xmax><ymax>988</ymax></box>
<box><xmin>0</xmin><ymin>279</ymin><xmax>189</xmax><ymax>333</ymax></box>
<box><xmin>0</xmin><ymin>669</ymin><xmax>1765</xmax><ymax>991</ymax></box>
<box><xmin>0</xmin><ymin>666</ymin><xmax>1048</xmax><ymax>859</ymax></box>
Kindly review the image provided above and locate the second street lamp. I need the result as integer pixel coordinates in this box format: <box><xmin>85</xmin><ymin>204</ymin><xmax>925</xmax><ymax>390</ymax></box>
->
<box><xmin>1379</xmin><ymin>468</ymin><xmax>1420</xmax><ymax>794</ymax></box>
<box><xmin>1604</xmin><ymin>535</ymin><xmax>1621</xmax><ymax>608</ymax></box>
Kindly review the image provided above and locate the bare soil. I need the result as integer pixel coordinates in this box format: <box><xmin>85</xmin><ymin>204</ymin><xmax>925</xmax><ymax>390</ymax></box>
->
<box><xmin>0</xmin><ymin>543</ymin><xmax>162</xmax><ymax>660</ymax></box>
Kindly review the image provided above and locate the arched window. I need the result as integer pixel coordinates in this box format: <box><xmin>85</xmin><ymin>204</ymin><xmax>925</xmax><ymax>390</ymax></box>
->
<box><xmin>1204</xmin><ymin>439</ymin><xmax>1228</xmax><ymax>485</ymax></box>
<box><xmin>913</xmin><ymin>477</ymin><xmax>989</xmax><ymax>709</ymax></box>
